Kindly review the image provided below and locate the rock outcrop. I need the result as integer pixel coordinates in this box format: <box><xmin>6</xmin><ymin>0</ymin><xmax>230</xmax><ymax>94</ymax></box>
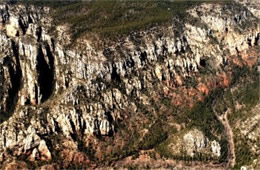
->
<box><xmin>182</xmin><ymin>129</ymin><xmax>221</xmax><ymax>157</ymax></box>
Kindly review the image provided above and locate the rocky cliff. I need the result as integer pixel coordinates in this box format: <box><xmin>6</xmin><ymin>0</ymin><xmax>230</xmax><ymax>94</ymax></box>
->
<box><xmin>0</xmin><ymin>0</ymin><xmax>259</xmax><ymax>169</ymax></box>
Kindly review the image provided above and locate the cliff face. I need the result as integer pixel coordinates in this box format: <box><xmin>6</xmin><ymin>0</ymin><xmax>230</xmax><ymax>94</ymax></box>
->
<box><xmin>0</xmin><ymin>1</ymin><xmax>259</xmax><ymax>168</ymax></box>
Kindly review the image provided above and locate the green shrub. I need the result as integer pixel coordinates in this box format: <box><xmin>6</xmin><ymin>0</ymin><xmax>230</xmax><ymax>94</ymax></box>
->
<box><xmin>234</xmin><ymin>138</ymin><xmax>255</xmax><ymax>169</ymax></box>
<box><xmin>140</xmin><ymin>118</ymin><xmax>168</xmax><ymax>150</ymax></box>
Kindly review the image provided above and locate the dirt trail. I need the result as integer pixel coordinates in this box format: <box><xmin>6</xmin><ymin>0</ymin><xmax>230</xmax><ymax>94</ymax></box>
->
<box><xmin>216</xmin><ymin>110</ymin><xmax>236</xmax><ymax>168</ymax></box>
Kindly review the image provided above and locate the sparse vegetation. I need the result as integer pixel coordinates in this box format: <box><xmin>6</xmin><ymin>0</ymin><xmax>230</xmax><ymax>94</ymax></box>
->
<box><xmin>140</xmin><ymin>115</ymin><xmax>168</xmax><ymax>150</ymax></box>
<box><xmin>14</xmin><ymin>0</ymin><xmax>204</xmax><ymax>41</ymax></box>
<box><xmin>234</xmin><ymin>137</ymin><xmax>256</xmax><ymax>169</ymax></box>
<box><xmin>50</xmin><ymin>1</ymin><xmax>200</xmax><ymax>40</ymax></box>
<box><xmin>14</xmin><ymin>0</ymin><xmax>233</xmax><ymax>42</ymax></box>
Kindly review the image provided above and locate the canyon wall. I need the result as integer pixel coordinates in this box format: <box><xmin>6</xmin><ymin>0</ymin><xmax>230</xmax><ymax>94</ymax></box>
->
<box><xmin>0</xmin><ymin>0</ymin><xmax>259</xmax><ymax>168</ymax></box>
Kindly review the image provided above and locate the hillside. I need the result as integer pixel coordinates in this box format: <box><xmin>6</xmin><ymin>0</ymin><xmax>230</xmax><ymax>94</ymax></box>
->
<box><xmin>0</xmin><ymin>0</ymin><xmax>259</xmax><ymax>169</ymax></box>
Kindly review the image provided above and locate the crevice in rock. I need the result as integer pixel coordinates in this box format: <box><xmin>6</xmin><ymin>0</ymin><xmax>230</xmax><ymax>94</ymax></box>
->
<box><xmin>0</xmin><ymin>41</ymin><xmax>22</xmax><ymax>124</ymax></box>
<box><xmin>255</xmin><ymin>33</ymin><xmax>259</xmax><ymax>45</ymax></box>
<box><xmin>140</xmin><ymin>51</ymin><xmax>147</xmax><ymax>65</ymax></box>
<box><xmin>162</xmin><ymin>45</ymin><xmax>168</xmax><ymax>56</ymax></box>
<box><xmin>65</xmin><ymin>79</ymin><xmax>69</xmax><ymax>88</ymax></box>
<box><xmin>28</xmin><ymin>15</ymin><xmax>33</xmax><ymax>23</ymax></box>
<box><xmin>235</xmin><ymin>47</ymin><xmax>239</xmax><ymax>54</ymax></box>
<box><xmin>105</xmin><ymin>112</ymin><xmax>114</xmax><ymax>136</ymax></box>
<box><xmin>51</xmin><ymin>38</ymin><xmax>55</xmax><ymax>51</ymax></box>
<box><xmin>105</xmin><ymin>111</ymin><xmax>113</xmax><ymax>123</ymax></box>
<box><xmin>0</xmin><ymin>6</ymin><xmax>9</xmax><ymax>24</ymax></box>
<box><xmin>35</xmin><ymin>83</ymin><xmax>38</xmax><ymax>104</ymax></box>
<box><xmin>18</xmin><ymin>18</ymin><xmax>27</xmax><ymax>35</ymax></box>
<box><xmin>53</xmin><ymin>119</ymin><xmax>61</xmax><ymax>133</ymax></box>
<box><xmin>126</xmin><ymin>56</ymin><xmax>135</xmax><ymax>68</ymax></box>
<box><xmin>36</xmin><ymin>27</ymin><xmax>42</xmax><ymax>42</ymax></box>
<box><xmin>69</xmin><ymin>119</ymin><xmax>77</xmax><ymax>141</ymax></box>
<box><xmin>9</xmin><ymin>41</ymin><xmax>22</xmax><ymax>110</ymax></box>
<box><xmin>94</xmin><ymin>119</ymin><xmax>100</xmax><ymax>136</ymax></box>
<box><xmin>45</xmin><ymin>43</ymin><xmax>55</xmax><ymax>70</ymax></box>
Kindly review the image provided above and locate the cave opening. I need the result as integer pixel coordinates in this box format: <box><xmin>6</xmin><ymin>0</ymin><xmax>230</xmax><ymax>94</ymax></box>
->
<box><xmin>200</xmin><ymin>59</ymin><xmax>206</xmax><ymax>68</ymax></box>
<box><xmin>36</xmin><ymin>45</ymin><xmax>54</xmax><ymax>102</ymax></box>
<box><xmin>24</xmin><ymin>98</ymin><xmax>30</xmax><ymax>105</ymax></box>
<box><xmin>111</xmin><ymin>63</ymin><xmax>121</xmax><ymax>83</ymax></box>
<box><xmin>225</xmin><ymin>27</ymin><xmax>229</xmax><ymax>32</ymax></box>
<box><xmin>247</xmin><ymin>38</ymin><xmax>252</xmax><ymax>46</ymax></box>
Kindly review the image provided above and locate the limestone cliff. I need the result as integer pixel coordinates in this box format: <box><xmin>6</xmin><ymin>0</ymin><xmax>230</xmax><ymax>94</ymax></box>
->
<box><xmin>0</xmin><ymin>0</ymin><xmax>259</xmax><ymax>169</ymax></box>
